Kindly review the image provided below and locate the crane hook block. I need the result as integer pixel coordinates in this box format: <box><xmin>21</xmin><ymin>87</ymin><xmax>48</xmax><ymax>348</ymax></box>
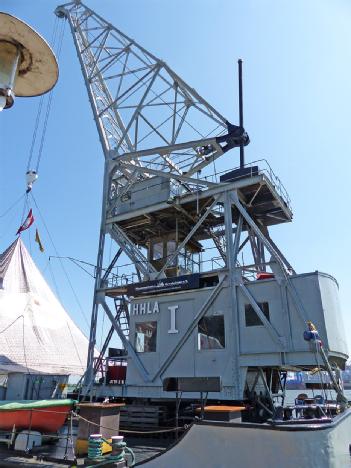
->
<box><xmin>26</xmin><ymin>170</ymin><xmax>38</xmax><ymax>193</ymax></box>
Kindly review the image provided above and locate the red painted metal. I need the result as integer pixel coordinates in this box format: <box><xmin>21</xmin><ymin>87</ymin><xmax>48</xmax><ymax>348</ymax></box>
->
<box><xmin>256</xmin><ymin>272</ymin><xmax>275</xmax><ymax>280</ymax></box>
<box><xmin>107</xmin><ymin>364</ymin><xmax>126</xmax><ymax>383</ymax></box>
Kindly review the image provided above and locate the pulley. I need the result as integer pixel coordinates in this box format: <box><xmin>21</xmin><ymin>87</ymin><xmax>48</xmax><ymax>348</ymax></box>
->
<box><xmin>26</xmin><ymin>170</ymin><xmax>38</xmax><ymax>193</ymax></box>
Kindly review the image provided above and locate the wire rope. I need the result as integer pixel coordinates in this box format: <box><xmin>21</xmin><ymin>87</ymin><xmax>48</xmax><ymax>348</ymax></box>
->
<box><xmin>48</xmin><ymin>258</ymin><xmax>63</xmax><ymax>302</ymax></box>
<box><xmin>26</xmin><ymin>16</ymin><xmax>59</xmax><ymax>172</ymax></box>
<box><xmin>0</xmin><ymin>193</ymin><xmax>26</xmax><ymax>219</ymax></box>
<box><xmin>19</xmin><ymin>193</ymin><xmax>30</xmax><ymax>226</ymax></box>
<box><xmin>73</xmin><ymin>412</ymin><xmax>187</xmax><ymax>435</ymax></box>
<box><xmin>67</xmin><ymin>322</ymin><xmax>84</xmax><ymax>369</ymax></box>
<box><xmin>0</xmin><ymin>194</ymin><xmax>27</xmax><ymax>239</ymax></box>
<box><xmin>41</xmin><ymin>257</ymin><xmax>51</xmax><ymax>274</ymax></box>
<box><xmin>0</xmin><ymin>215</ymin><xmax>18</xmax><ymax>241</ymax></box>
<box><xmin>35</xmin><ymin>19</ymin><xmax>66</xmax><ymax>172</ymax></box>
<box><xmin>27</xmin><ymin>96</ymin><xmax>45</xmax><ymax>171</ymax></box>
<box><xmin>30</xmin><ymin>192</ymin><xmax>90</xmax><ymax>329</ymax></box>
<box><xmin>22</xmin><ymin>314</ymin><xmax>30</xmax><ymax>375</ymax></box>
<box><xmin>0</xmin><ymin>314</ymin><xmax>24</xmax><ymax>334</ymax></box>
<box><xmin>26</xmin><ymin>15</ymin><xmax>59</xmax><ymax>170</ymax></box>
<box><xmin>25</xmin><ymin>17</ymin><xmax>66</xmax><ymax>177</ymax></box>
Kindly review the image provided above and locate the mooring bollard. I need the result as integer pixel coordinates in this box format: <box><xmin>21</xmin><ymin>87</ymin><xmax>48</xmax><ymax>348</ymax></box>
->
<box><xmin>88</xmin><ymin>433</ymin><xmax>103</xmax><ymax>460</ymax></box>
<box><xmin>111</xmin><ymin>435</ymin><xmax>125</xmax><ymax>458</ymax></box>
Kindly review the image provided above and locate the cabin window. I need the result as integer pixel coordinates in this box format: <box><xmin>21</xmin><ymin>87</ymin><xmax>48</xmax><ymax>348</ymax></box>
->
<box><xmin>166</xmin><ymin>240</ymin><xmax>177</xmax><ymax>266</ymax></box>
<box><xmin>245</xmin><ymin>302</ymin><xmax>270</xmax><ymax>327</ymax></box>
<box><xmin>198</xmin><ymin>315</ymin><xmax>225</xmax><ymax>350</ymax></box>
<box><xmin>152</xmin><ymin>242</ymin><xmax>163</xmax><ymax>261</ymax></box>
<box><xmin>167</xmin><ymin>240</ymin><xmax>177</xmax><ymax>256</ymax></box>
<box><xmin>135</xmin><ymin>322</ymin><xmax>157</xmax><ymax>352</ymax></box>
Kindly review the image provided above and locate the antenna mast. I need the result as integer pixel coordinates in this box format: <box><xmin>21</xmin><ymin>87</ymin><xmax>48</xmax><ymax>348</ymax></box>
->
<box><xmin>238</xmin><ymin>59</ymin><xmax>245</xmax><ymax>168</ymax></box>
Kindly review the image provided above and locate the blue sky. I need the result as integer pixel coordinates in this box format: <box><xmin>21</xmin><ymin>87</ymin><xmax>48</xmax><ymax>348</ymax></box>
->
<box><xmin>1</xmin><ymin>0</ymin><xmax>351</xmax><ymax>351</ymax></box>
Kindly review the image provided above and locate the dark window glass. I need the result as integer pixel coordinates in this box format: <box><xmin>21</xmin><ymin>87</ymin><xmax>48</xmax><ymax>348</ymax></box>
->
<box><xmin>198</xmin><ymin>315</ymin><xmax>225</xmax><ymax>350</ymax></box>
<box><xmin>245</xmin><ymin>302</ymin><xmax>270</xmax><ymax>327</ymax></box>
<box><xmin>135</xmin><ymin>321</ymin><xmax>157</xmax><ymax>352</ymax></box>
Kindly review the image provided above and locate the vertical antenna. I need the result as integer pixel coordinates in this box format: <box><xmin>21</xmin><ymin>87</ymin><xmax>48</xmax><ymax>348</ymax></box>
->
<box><xmin>238</xmin><ymin>59</ymin><xmax>245</xmax><ymax>168</ymax></box>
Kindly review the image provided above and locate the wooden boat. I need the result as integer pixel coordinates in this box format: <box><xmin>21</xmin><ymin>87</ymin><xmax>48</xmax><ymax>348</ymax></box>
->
<box><xmin>0</xmin><ymin>399</ymin><xmax>75</xmax><ymax>432</ymax></box>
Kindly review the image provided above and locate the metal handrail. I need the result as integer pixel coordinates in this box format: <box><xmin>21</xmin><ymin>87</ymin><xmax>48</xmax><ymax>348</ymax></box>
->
<box><xmin>181</xmin><ymin>158</ymin><xmax>291</xmax><ymax>211</ymax></box>
<box><xmin>211</xmin><ymin>158</ymin><xmax>291</xmax><ymax>211</ymax></box>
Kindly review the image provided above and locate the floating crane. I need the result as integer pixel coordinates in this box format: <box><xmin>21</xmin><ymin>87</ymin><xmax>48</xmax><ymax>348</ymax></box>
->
<box><xmin>55</xmin><ymin>1</ymin><xmax>348</xmax><ymax>418</ymax></box>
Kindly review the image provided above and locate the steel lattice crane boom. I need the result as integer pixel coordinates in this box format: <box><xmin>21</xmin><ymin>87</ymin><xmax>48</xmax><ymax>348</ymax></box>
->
<box><xmin>55</xmin><ymin>2</ymin><xmax>248</xmax><ymax>180</ymax></box>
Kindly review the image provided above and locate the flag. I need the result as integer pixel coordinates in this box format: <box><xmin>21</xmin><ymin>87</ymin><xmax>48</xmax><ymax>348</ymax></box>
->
<box><xmin>16</xmin><ymin>209</ymin><xmax>34</xmax><ymax>235</ymax></box>
<box><xmin>35</xmin><ymin>228</ymin><xmax>44</xmax><ymax>253</ymax></box>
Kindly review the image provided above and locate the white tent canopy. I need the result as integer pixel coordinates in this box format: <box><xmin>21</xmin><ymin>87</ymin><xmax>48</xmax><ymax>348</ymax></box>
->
<box><xmin>0</xmin><ymin>238</ymin><xmax>89</xmax><ymax>375</ymax></box>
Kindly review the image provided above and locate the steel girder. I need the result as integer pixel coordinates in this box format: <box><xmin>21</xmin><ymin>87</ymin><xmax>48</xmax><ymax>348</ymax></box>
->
<box><xmin>55</xmin><ymin>1</ymin><xmax>248</xmax><ymax>188</ymax></box>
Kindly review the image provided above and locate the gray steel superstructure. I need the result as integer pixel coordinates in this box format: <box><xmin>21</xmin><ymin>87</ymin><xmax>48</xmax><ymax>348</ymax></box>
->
<box><xmin>55</xmin><ymin>1</ymin><xmax>348</xmax><ymax>408</ymax></box>
<box><xmin>98</xmin><ymin>167</ymin><xmax>348</xmax><ymax>401</ymax></box>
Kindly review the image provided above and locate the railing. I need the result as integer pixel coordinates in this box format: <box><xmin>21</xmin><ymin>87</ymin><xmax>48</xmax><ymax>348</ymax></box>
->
<box><xmin>200</xmin><ymin>256</ymin><xmax>225</xmax><ymax>271</ymax></box>
<box><xmin>257</xmin><ymin>159</ymin><xmax>292</xmax><ymax>211</ymax></box>
<box><xmin>105</xmin><ymin>253</ymin><xmax>203</xmax><ymax>288</ymax></box>
<box><xmin>109</xmin><ymin>158</ymin><xmax>292</xmax><ymax>214</ymax></box>
<box><xmin>209</xmin><ymin>158</ymin><xmax>292</xmax><ymax>212</ymax></box>
<box><xmin>106</xmin><ymin>272</ymin><xmax>138</xmax><ymax>288</ymax></box>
